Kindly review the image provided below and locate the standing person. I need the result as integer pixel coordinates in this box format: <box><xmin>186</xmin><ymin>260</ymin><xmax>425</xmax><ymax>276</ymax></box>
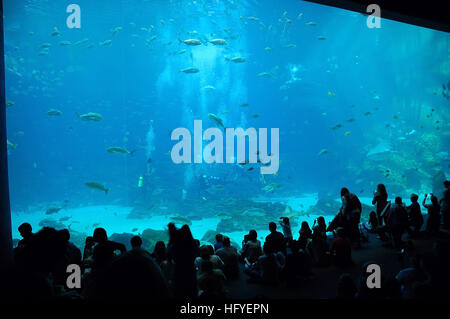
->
<box><xmin>279</xmin><ymin>217</ymin><xmax>293</xmax><ymax>245</ymax></box>
<box><xmin>172</xmin><ymin>225</ymin><xmax>198</xmax><ymax>299</ymax></box>
<box><xmin>407</xmin><ymin>194</ymin><xmax>423</xmax><ymax>236</ymax></box>
<box><xmin>387</xmin><ymin>197</ymin><xmax>409</xmax><ymax>248</ymax></box>
<box><xmin>423</xmin><ymin>194</ymin><xmax>441</xmax><ymax>236</ymax></box>
<box><xmin>440</xmin><ymin>188</ymin><xmax>450</xmax><ymax>230</ymax></box>
<box><xmin>372</xmin><ymin>184</ymin><xmax>389</xmax><ymax>226</ymax></box>
<box><xmin>340</xmin><ymin>187</ymin><xmax>362</xmax><ymax>247</ymax></box>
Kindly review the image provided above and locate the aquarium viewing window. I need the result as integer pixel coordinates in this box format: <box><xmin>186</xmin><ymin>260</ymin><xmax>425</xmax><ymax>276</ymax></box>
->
<box><xmin>0</xmin><ymin>0</ymin><xmax>449</xmax><ymax>304</ymax></box>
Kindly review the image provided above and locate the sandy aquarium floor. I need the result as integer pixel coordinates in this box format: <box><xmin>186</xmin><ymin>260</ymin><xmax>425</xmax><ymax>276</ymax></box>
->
<box><xmin>10</xmin><ymin>194</ymin><xmax>377</xmax><ymax>248</ymax></box>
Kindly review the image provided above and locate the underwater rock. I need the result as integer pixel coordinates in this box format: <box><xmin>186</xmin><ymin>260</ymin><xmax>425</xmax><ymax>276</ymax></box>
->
<box><xmin>307</xmin><ymin>199</ymin><xmax>341</xmax><ymax>216</ymax></box>
<box><xmin>216</xmin><ymin>218</ymin><xmax>243</xmax><ymax>233</ymax></box>
<box><xmin>141</xmin><ymin>228</ymin><xmax>169</xmax><ymax>251</ymax></box>
<box><xmin>109</xmin><ymin>232</ymin><xmax>135</xmax><ymax>251</ymax></box>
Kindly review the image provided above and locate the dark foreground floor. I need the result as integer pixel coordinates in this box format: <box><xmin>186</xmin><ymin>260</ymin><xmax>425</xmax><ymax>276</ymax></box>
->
<box><xmin>223</xmin><ymin>231</ymin><xmax>434</xmax><ymax>299</ymax></box>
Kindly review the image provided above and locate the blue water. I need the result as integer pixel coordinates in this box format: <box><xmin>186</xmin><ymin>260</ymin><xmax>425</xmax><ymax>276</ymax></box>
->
<box><xmin>3</xmin><ymin>0</ymin><xmax>450</xmax><ymax>248</ymax></box>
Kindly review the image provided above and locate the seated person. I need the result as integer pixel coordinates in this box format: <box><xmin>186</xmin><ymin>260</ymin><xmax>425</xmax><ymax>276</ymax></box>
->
<box><xmin>215</xmin><ymin>237</ymin><xmax>239</xmax><ymax>280</ymax></box>
<box><xmin>195</xmin><ymin>245</ymin><xmax>224</xmax><ymax>272</ymax></box>
<box><xmin>407</xmin><ymin>193</ymin><xmax>423</xmax><ymax>236</ymax></box>
<box><xmin>239</xmin><ymin>230</ymin><xmax>262</xmax><ymax>264</ymax></box>
<box><xmin>198</xmin><ymin>260</ymin><xmax>227</xmax><ymax>299</ymax></box>
<box><xmin>214</xmin><ymin>234</ymin><xmax>224</xmax><ymax>252</ymax></box>
<box><xmin>265</xmin><ymin>222</ymin><xmax>285</xmax><ymax>254</ymax></box>
<box><xmin>92</xmin><ymin>227</ymin><xmax>126</xmax><ymax>269</ymax></box>
<box><xmin>330</xmin><ymin>227</ymin><xmax>353</xmax><ymax>268</ymax></box>
<box><xmin>244</xmin><ymin>242</ymin><xmax>283</xmax><ymax>286</ymax></box>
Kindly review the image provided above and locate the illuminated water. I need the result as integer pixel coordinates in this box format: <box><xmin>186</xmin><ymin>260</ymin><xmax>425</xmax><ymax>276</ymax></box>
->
<box><xmin>4</xmin><ymin>0</ymin><xmax>450</xmax><ymax>249</ymax></box>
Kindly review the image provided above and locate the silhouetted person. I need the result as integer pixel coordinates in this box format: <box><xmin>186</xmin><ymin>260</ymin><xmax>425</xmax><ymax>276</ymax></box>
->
<box><xmin>265</xmin><ymin>222</ymin><xmax>285</xmax><ymax>253</ymax></box>
<box><xmin>214</xmin><ymin>233</ymin><xmax>224</xmax><ymax>251</ymax></box>
<box><xmin>152</xmin><ymin>241</ymin><xmax>175</xmax><ymax>290</ymax></box>
<box><xmin>240</xmin><ymin>230</ymin><xmax>262</xmax><ymax>264</ymax></box>
<box><xmin>312</xmin><ymin>216</ymin><xmax>327</xmax><ymax>241</ymax></box>
<box><xmin>407</xmin><ymin>194</ymin><xmax>423</xmax><ymax>236</ymax></box>
<box><xmin>198</xmin><ymin>260</ymin><xmax>226</xmax><ymax>299</ymax></box>
<box><xmin>4</xmin><ymin>227</ymin><xmax>67</xmax><ymax>299</ymax></box>
<box><xmin>372</xmin><ymin>184</ymin><xmax>389</xmax><ymax>225</ymax></box>
<box><xmin>441</xmin><ymin>188</ymin><xmax>450</xmax><ymax>230</ymax></box>
<box><xmin>298</xmin><ymin>221</ymin><xmax>312</xmax><ymax>250</ymax></box>
<box><xmin>330</xmin><ymin>227</ymin><xmax>352</xmax><ymax>268</ymax></box>
<box><xmin>17</xmin><ymin>222</ymin><xmax>33</xmax><ymax>248</ymax></box>
<box><xmin>279</xmin><ymin>217</ymin><xmax>293</xmax><ymax>244</ymax></box>
<box><xmin>423</xmin><ymin>194</ymin><xmax>441</xmax><ymax>236</ymax></box>
<box><xmin>337</xmin><ymin>273</ymin><xmax>357</xmax><ymax>299</ymax></box>
<box><xmin>172</xmin><ymin>225</ymin><xmax>198</xmax><ymax>299</ymax></box>
<box><xmin>216</xmin><ymin>237</ymin><xmax>239</xmax><ymax>280</ymax></box>
<box><xmin>92</xmin><ymin>227</ymin><xmax>126</xmax><ymax>270</ymax></box>
<box><xmin>387</xmin><ymin>197</ymin><xmax>409</xmax><ymax>248</ymax></box>
<box><xmin>130</xmin><ymin>235</ymin><xmax>151</xmax><ymax>258</ymax></box>
<box><xmin>244</xmin><ymin>241</ymin><xmax>284</xmax><ymax>286</ymax></box>
<box><xmin>89</xmin><ymin>243</ymin><xmax>171</xmax><ymax>299</ymax></box>
<box><xmin>195</xmin><ymin>245</ymin><xmax>224</xmax><ymax>272</ymax></box>
<box><xmin>82</xmin><ymin>236</ymin><xmax>95</xmax><ymax>271</ymax></box>
<box><xmin>340</xmin><ymin>187</ymin><xmax>362</xmax><ymax>246</ymax></box>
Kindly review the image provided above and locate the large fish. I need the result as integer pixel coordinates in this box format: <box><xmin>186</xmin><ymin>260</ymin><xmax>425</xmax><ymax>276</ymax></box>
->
<box><xmin>180</xmin><ymin>67</ymin><xmax>199</xmax><ymax>74</ymax></box>
<box><xmin>106</xmin><ymin>147</ymin><xmax>135</xmax><ymax>155</ymax></box>
<box><xmin>77</xmin><ymin>112</ymin><xmax>103</xmax><ymax>121</ymax></box>
<box><xmin>209</xmin><ymin>38</ymin><xmax>227</xmax><ymax>45</ymax></box>
<box><xmin>181</xmin><ymin>39</ymin><xmax>202</xmax><ymax>46</ymax></box>
<box><xmin>208</xmin><ymin>113</ymin><xmax>225</xmax><ymax>129</ymax></box>
<box><xmin>85</xmin><ymin>181</ymin><xmax>109</xmax><ymax>194</ymax></box>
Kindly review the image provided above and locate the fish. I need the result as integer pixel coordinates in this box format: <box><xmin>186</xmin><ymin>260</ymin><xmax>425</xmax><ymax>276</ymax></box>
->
<box><xmin>264</xmin><ymin>47</ymin><xmax>272</xmax><ymax>51</ymax></box>
<box><xmin>147</xmin><ymin>158</ymin><xmax>152</xmax><ymax>163</ymax></box>
<box><xmin>7</xmin><ymin>140</ymin><xmax>17</xmax><ymax>149</ymax></box>
<box><xmin>248</xmin><ymin>167</ymin><xmax>254</xmax><ymax>171</ymax></box>
<box><xmin>180</xmin><ymin>67</ymin><xmax>199</xmax><ymax>74</ymax></box>
<box><xmin>202</xmin><ymin>85</ymin><xmax>216</xmax><ymax>90</ymax></box>
<box><xmin>240</xmin><ymin>103</ymin><xmax>250</xmax><ymax>107</ymax></box>
<box><xmin>364</xmin><ymin>112</ymin><xmax>372</xmax><ymax>116</ymax></box>
<box><xmin>41</xmin><ymin>43</ymin><xmax>52</xmax><ymax>48</ymax></box>
<box><xmin>248</xmin><ymin>16</ymin><xmax>260</xmax><ymax>21</ymax></box>
<box><xmin>85</xmin><ymin>181</ymin><xmax>109</xmax><ymax>194</ymax></box>
<box><xmin>344</xmin><ymin>131</ymin><xmax>351</xmax><ymax>136</ymax></box>
<box><xmin>317</xmin><ymin>36</ymin><xmax>327</xmax><ymax>40</ymax></box>
<box><xmin>251</xmin><ymin>114</ymin><xmax>260</xmax><ymax>118</ymax></box>
<box><xmin>306</xmin><ymin>22</ymin><xmax>317</xmax><ymax>26</ymax></box>
<box><xmin>208</xmin><ymin>113</ymin><xmax>225</xmax><ymax>129</ymax></box>
<box><xmin>257</xmin><ymin>72</ymin><xmax>272</xmax><ymax>78</ymax></box>
<box><xmin>181</xmin><ymin>39</ymin><xmax>202</xmax><ymax>46</ymax></box>
<box><xmin>331</xmin><ymin>124</ymin><xmax>343</xmax><ymax>130</ymax></box>
<box><xmin>106</xmin><ymin>147</ymin><xmax>135</xmax><ymax>155</ymax></box>
<box><xmin>283</xmin><ymin>44</ymin><xmax>296</xmax><ymax>48</ymax></box>
<box><xmin>59</xmin><ymin>41</ymin><xmax>71</xmax><ymax>46</ymax></box>
<box><xmin>318</xmin><ymin>149</ymin><xmax>331</xmax><ymax>156</ymax></box>
<box><xmin>346</xmin><ymin>118</ymin><xmax>355</xmax><ymax>122</ymax></box>
<box><xmin>327</xmin><ymin>91</ymin><xmax>337</xmax><ymax>97</ymax></box>
<box><xmin>46</xmin><ymin>207</ymin><xmax>63</xmax><ymax>215</ymax></box>
<box><xmin>6</xmin><ymin>101</ymin><xmax>14</xmax><ymax>107</ymax></box>
<box><xmin>77</xmin><ymin>112</ymin><xmax>103</xmax><ymax>121</ymax></box>
<box><xmin>132</xmin><ymin>228</ymin><xmax>138</xmax><ymax>232</ymax></box>
<box><xmin>209</xmin><ymin>39</ymin><xmax>227</xmax><ymax>45</ymax></box>
<box><xmin>99</xmin><ymin>40</ymin><xmax>112</xmax><ymax>46</ymax></box>
<box><xmin>227</xmin><ymin>56</ymin><xmax>246</xmax><ymax>63</ymax></box>
<box><xmin>47</xmin><ymin>109</ymin><xmax>62</xmax><ymax>116</ymax></box>
<box><xmin>51</xmin><ymin>27</ymin><xmax>60</xmax><ymax>36</ymax></box>
<box><xmin>14</xmin><ymin>131</ymin><xmax>25</xmax><ymax>137</ymax></box>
